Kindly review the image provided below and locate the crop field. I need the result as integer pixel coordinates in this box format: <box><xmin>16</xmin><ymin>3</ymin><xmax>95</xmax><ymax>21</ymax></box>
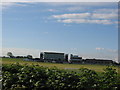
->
<box><xmin>1</xmin><ymin>58</ymin><xmax>120</xmax><ymax>73</ymax></box>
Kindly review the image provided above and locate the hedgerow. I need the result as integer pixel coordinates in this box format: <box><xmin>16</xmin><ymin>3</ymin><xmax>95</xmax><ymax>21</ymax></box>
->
<box><xmin>2</xmin><ymin>63</ymin><xmax>120</xmax><ymax>90</ymax></box>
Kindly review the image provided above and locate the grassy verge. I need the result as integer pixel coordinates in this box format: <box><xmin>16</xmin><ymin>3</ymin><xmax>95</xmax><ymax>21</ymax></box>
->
<box><xmin>1</xmin><ymin>58</ymin><xmax>120</xmax><ymax>73</ymax></box>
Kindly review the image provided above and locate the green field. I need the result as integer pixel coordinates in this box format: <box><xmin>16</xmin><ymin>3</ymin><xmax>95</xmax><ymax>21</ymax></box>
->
<box><xmin>1</xmin><ymin>58</ymin><xmax>120</xmax><ymax>73</ymax></box>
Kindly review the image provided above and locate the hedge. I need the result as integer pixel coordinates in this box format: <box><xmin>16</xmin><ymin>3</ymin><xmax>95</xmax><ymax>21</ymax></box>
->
<box><xmin>2</xmin><ymin>63</ymin><xmax>120</xmax><ymax>90</ymax></box>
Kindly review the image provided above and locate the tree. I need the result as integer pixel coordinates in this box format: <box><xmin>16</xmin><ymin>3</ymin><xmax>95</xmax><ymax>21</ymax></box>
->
<box><xmin>27</xmin><ymin>55</ymin><xmax>32</xmax><ymax>59</ymax></box>
<box><xmin>7</xmin><ymin>52</ymin><xmax>14</xmax><ymax>58</ymax></box>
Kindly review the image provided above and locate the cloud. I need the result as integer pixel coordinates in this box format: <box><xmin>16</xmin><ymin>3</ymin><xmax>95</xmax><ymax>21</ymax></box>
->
<box><xmin>0</xmin><ymin>2</ymin><xmax>14</xmax><ymax>10</ymax></box>
<box><xmin>1</xmin><ymin>2</ymin><xmax>30</xmax><ymax>10</ymax></box>
<box><xmin>52</xmin><ymin>10</ymin><xmax>117</xmax><ymax>25</ymax></box>
<box><xmin>53</xmin><ymin>12</ymin><xmax>117</xmax><ymax>20</ymax></box>
<box><xmin>66</xmin><ymin>7</ymin><xmax>85</xmax><ymax>12</ymax></box>
<box><xmin>93</xmin><ymin>9</ymin><xmax>118</xmax><ymax>14</ymax></box>
<box><xmin>53</xmin><ymin>13</ymin><xmax>91</xmax><ymax>19</ymax></box>
<box><xmin>0</xmin><ymin>1</ymin><xmax>118</xmax><ymax>10</ymax></box>
<box><xmin>107</xmin><ymin>49</ymin><xmax>118</xmax><ymax>53</ymax></box>
<box><xmin>1</xmin><ymin>2</ymin><xmax>118</xmax><ymax>25</ymax></box>
<box><xmin>1</xmin><ymin>2</ymin><xmax>118</xmax><ymax>13</ymax></box>
<box><xmin>96</xmin><ymin>47</ymin><xmax>118</xmax><ymax>53</ymax></box>
<box><xmin>95</xmin><ymin>47</ymin><xmax>118</xmax><ymax>62</ymax></box>
<box><xmin>47</xmin><ymin>9</ymin><xmax>58</xmax><ymax>12</ymax></box>
<box><xmin>96</xmin><ymin>48</ymin><xmax>104</xmax><ymax>50</ymax></box>
<box><xmin>58</xmin><ymin>19</ymin><xmax>113</xmax><ymax>24</ymax></box>
<box><xmin>92</xmin><ymin>13</ymin><xmax>117</xmax><ymax>19</ymax></box>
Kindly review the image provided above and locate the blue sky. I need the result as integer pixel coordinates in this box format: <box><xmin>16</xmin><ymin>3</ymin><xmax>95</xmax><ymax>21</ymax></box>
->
<box><xmin>1</xmin><ymin>2</ymin><xmax>118</xmax><ymax>62</ymax></box>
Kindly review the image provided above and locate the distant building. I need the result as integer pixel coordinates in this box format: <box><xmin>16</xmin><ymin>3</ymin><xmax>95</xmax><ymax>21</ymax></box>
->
<box><xmin>84</xmin><ymin>59</ymin><xmax>113</xmax><ymax>65</ymax></box>
<box><xmin>38</xmin><ymin>51</ymin><xmax>114</xmax><ymax>65</ymax></box>
<box><xmin>69</xmin><ymin>54</ymin><xmax>82</xmax><ymax>63</ymax></box>
<box><xmin>41</xmin><ymin>52</ymin><xmax>65</xmax><ymax>62</ymax></box>
<box><xmin>71</xmin><ymin>54</ymin><xmax>82</xmax><ymax>59</ymax></box>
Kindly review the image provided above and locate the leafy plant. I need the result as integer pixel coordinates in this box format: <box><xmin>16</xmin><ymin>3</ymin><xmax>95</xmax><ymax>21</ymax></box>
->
<box><xmin>2</xmin><ymin>63</ymin><xmax>120</xmax><ymax>90</ymax></box>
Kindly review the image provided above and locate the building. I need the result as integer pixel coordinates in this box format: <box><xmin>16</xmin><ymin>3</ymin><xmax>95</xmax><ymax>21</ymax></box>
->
<box><xmin>69</xmin><ymin>54</ymin><xmax>82</xmax><ymax>63</ymax></box>
<box><xmin>84</xmin><ymin>59</ymin><xmax>113</xmax><ymax>65</ymax></box>
<box><xmin>39</xmin><ymin>52</ymin><xmax>114</xmax><ymax>65</ymax></box>
<box><xmin>40</xmin><ymin>52</ymin><xmax>65</xmax><ymax>62</ymax></box>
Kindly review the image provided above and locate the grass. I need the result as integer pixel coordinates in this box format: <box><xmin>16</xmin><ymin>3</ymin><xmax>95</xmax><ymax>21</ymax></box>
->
<box><xmin>1</xmin><ymin>57</ymin><xmax>120</xmax><ymax>73</ymax></box>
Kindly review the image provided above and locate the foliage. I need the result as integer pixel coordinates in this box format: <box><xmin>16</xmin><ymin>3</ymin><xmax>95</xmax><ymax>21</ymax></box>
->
<box><xmin>98</xmin><ymin>67</ymin><xmax>120</xmax><ymax>89</ymax></box>
<box><xmin>27</xmin><ymin>55</ymin><xmax>33</xmax><ymax>59</ymax></box>
<box><xmin>2</xmin><ymin>63</ymin><xmax>120</xmax><ymax>90</ymax></box>
<box><xmin>7</xmin><ymin>52</ymin><xmax>14</xmax><ymax>58</ymax></box>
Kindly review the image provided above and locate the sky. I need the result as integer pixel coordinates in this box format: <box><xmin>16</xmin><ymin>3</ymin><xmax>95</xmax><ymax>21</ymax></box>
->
<box><xmin>0</xmin><ymin>2</ymin><xmax>118</xmax><ymax>62</ymax></box>
<box><xmin>1</xmin><ymin>0</ymin><xmax>119</xmax><ymax>2</ymax></box>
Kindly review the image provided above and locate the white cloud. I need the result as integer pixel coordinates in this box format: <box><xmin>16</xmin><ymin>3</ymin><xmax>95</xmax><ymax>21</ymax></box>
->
<box><xmin>52</xmin><ymin>10</ymin><xmax>117</xmax><ymax>25</ymax></box>
<box><xmin>96</xmin><ymin>48</ymin><xmax>104</xmax><ymax>50</ymax></box>
<box><xmin>96</xmin><ymin>47</ymin><xmax>118</xmax><ymax>53</ymax></box>
<box><xmin>58</xmin><ymin>19</ymin><xmax>113</xmax><ymax>25</ymax></box>
<box><xmin>67</xmin><ymin>7</ymin><xmax>85</xmax><ymax>12</ymax></box>
<box><xmin>53</xmin><ymin>13</ymin><xmax>91</xmax><ymax>19</ymax></box>
<box><xmin>0</xmin><ymin>1</ymin><xmax>118</xmax><ymax>10</ymax></box>
<box><xmin>0</xmin><ymin>2</ymin><xmax>14</xmax><ymax>10</ymax></box>
<box><xmin>53</xmin><ymin>12</ymin><xmax>117</xmax><ymax>20</ymax></box>
<box><xmin>48</xmin><ymin>9</ymin><xmax>56</xmax><ymax>12</ymax></box>
<box><xmin>92</xmin><ymin>13</ymin><xmax>117</xmax><ymax>19</ymax></box>
<box><xmin>107</xmin><ymin>49</ymin><xmax>118</xmax><ymax>53</ymax></box>
<box><xmin>1</xmin><ymin>2</ymin><xmax>30</xmax><ymax>10</ymax></box>
<box><xmin>95</xmin><ymin>47</ymin><xmax>118</xmax><ymax>62</ymax></box>
<box><xmin>93</xmin><ymin>9</ymin><xmax>118</xmax><ymax>14</ymax></box>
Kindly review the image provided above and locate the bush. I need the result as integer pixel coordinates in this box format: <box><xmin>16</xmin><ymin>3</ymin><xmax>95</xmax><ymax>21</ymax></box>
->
<box><xmin>98</xmin><ymin>67</ymin><xmax>120</xmax><ymax>89</ymax></box>
<box><xmin>2</xmin><ymin>64</ymin><xmax>120</xmax><ymax>90</ymax></box>
<box><xmin>77</xmin><ymin>68</ymin><xmax>99</xmax><ymax>89</ymax></box>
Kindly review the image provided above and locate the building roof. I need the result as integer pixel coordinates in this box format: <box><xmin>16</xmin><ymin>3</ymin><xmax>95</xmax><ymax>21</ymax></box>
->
<box><xmin>43</xmin><ymin>52</ymin><xmax>64</xmax><ymax>55</ymax></box>
<box><xmin>85</xmin><ymin>59</ymin><xmax>113</xmax><ymax>62</ymax></box>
